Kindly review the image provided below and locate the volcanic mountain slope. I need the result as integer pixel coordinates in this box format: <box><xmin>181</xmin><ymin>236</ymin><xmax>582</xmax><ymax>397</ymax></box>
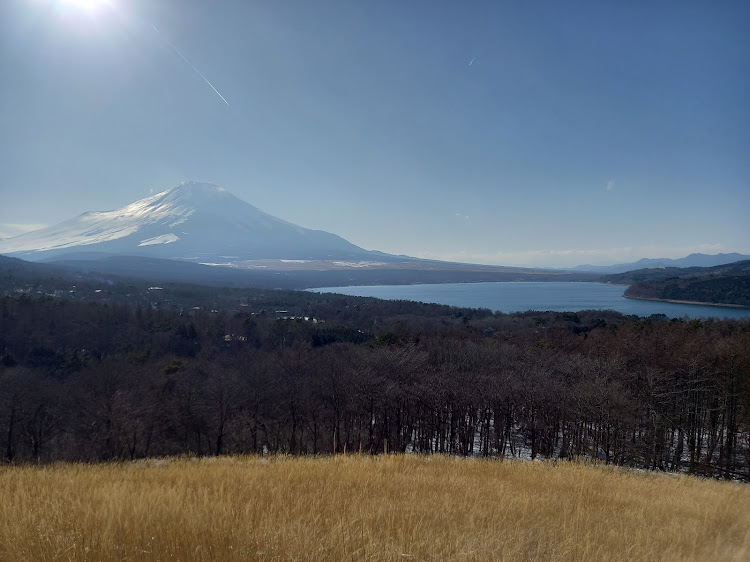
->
<box><xmin>0</xmin><ymin>182</ymin><xmax>380</xmax><ymax>263</ymax></box>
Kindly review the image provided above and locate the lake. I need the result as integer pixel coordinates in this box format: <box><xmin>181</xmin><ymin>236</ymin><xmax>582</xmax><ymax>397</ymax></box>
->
<box><xmin>312</xmin><ymin>282</ymin><xmax>750</xmax><ymax>320</ymax></box>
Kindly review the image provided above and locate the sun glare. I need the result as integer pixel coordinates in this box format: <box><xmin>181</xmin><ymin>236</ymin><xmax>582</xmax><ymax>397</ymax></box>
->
<box><xmin>31</xmin><ymin>0</ymin><xmax>118</xmax><ymax>30</ymax></box>
<box><xmin>54</xmin><ymin>0</ymin><xmax>112</xmax><ymax>14</ymax></box>
<box><xmin>28</xmin><ymin>0</ymin><xmax>113</xmax><ymax>15</ymax></box>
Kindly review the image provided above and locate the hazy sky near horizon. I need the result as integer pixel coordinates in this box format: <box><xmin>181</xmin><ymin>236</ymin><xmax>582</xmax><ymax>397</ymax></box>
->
<box><xmin>1</xmin><ymin>0</ymin><xmax>748</xmax><ymax>267</ymax></box>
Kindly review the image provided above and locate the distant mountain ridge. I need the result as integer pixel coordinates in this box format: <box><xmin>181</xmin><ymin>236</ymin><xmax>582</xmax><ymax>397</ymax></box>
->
<box><xmin>0</xmin><ymin>182</ymin><xmax>379</xmax><ymax>263</ymax></box>
<box><xmin>572</xmin><ymin>253</ymin><xmax>750</xmax><ymax>274</ymax></box>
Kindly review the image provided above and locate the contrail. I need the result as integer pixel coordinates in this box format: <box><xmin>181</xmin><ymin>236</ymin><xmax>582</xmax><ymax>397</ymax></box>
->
<box><xmin>151</xmin><ymin>24</ymin><xmax>230</xmax><ymax>107</ymax></box>
<box><xmin>469</xmin><ymin>57</ymin><xmax>476</xmax><ymax>66</ymax></box>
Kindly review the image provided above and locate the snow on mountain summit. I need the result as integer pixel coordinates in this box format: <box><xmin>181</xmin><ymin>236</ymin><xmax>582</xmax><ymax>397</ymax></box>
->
<box><xmin>0</xmin><ymin>182</ymin><xmax>371</xmax><ymax>262</ymax></box>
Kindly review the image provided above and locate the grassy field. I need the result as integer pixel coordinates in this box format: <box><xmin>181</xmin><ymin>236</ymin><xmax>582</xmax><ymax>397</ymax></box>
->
<box><xmin>0</xmin><ymin>455</ymin><xmax>748</xmax><ymax>561</ymax></box>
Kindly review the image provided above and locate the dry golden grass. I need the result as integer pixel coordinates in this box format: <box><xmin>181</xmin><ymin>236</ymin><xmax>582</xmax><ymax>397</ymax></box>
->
<box><xmin>0</xmin><ymin>455</ymin><xmax>748</xmax><ymax>561</ymax></box>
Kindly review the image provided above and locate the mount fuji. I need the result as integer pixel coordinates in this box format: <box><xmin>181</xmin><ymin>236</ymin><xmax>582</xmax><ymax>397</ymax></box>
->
<box><xmin>0</xmin><ymin>182</ymin><xmax>383</xmax><ymax>264</ymax></box>
<box><xmin>0</xmin><ymin>182</ymin><xmax>595</xmax><ymax>287</ymax></box>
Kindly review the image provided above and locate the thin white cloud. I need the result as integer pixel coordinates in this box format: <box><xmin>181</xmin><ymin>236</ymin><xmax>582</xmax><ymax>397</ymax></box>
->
<box><xmin>0</xmin><ymin>223</ymin><xmax>48</xmax><ymax>238</ymax></box>
<box><xmin>605</xmin><ymin>180</ymin><xmax>615</xmax><ymax>192</ymax></box>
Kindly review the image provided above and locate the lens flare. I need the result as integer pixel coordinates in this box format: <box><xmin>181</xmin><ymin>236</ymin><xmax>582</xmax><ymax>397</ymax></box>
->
<box><xmin>29</xmin><ymin>0</ymin><xmax>231</xmax><ymax>108</ymax></box>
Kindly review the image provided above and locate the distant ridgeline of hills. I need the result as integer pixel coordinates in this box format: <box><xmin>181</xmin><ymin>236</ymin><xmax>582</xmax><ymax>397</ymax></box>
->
<box><xmin>0</xmin><ymin>252</ymin><xmax>589</xmax><ymax>295</ymax></box>
<box><xmin>603</xmin><ymin>260</ymin><xmax>750</xmax><ymax>308</ymax></box>
<box><xmin>572</xmin><ymin>253</ymin><xmax>750</xmax><ymax>274</ymax></box>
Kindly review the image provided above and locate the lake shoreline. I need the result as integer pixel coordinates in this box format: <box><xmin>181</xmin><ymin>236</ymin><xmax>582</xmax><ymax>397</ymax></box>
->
<box><xmin>625</xmin><ymin>295</ymin><xmax>750</xmax><ymax>310</ymax></box>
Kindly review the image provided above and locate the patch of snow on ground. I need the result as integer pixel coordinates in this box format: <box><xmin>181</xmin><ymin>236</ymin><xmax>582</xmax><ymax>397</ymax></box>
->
<box><xmin>138</xmin><ymin>233</ymin><xmax>180</xmax><ymax>246</ymax></box>
<box><xmin>332</xmin><ymin>261</ymin><xmax>387</xmax><ymax>268</ymax></box>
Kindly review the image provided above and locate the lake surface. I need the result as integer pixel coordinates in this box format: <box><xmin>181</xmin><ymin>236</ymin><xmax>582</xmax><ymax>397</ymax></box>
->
<box><xmin>313</xmin><ymin>282</ymin><xmax>750</xmax><ymax>320</ymax></box>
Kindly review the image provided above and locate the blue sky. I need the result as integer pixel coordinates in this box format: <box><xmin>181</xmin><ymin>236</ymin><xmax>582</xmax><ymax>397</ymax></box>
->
<box><xmin>1</xmin><ymin>0</ymin><xmax>748</xmax><ymax>267</ymax></box>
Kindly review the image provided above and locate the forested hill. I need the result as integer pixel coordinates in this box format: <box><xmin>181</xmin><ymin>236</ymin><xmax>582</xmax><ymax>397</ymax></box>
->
<box><xmin>625</xmin><ymin>274</ymin><xmax>750</xmax><ymax>307</ymax></box>
<box><xmin>612</xmin><ymin>260</ymin><xmax>750</xmax><ymax>308</ymax></box>
<box><xmin>602</xmin><ymin>259</ymin><xmax>750</xmax><ymax>285</ymax></box>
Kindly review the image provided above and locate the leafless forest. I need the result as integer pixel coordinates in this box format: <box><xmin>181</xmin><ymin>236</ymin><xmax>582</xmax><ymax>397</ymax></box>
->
<box><xmin>1</xmin><ymin>292</ymin><xmax>749</xmax><ymax>480</ymax></box>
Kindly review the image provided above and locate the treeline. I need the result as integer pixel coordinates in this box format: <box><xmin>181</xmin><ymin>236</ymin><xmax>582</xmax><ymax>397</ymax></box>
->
<box><xmin>1</xmin><ymin>294</ymin><xmax>750</xmax><ymax>480</ymax></box>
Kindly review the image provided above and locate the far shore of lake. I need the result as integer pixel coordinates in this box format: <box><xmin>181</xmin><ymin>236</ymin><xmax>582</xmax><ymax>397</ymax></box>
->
<box><xmin>624</xmin><ymin>295</ymin><xmax>750</xmax><ymax>310</ymax></box>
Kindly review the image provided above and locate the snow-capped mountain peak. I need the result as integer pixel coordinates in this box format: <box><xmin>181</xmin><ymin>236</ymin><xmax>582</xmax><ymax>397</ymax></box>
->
<box><xmin>0</xmin><ymin>182</ymin><xmax>371</xmax><ymax>262</ymax></box>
